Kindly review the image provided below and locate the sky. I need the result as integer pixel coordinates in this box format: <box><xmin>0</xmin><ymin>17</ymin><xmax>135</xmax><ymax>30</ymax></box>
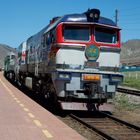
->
<box><xmin>0</xmin><ymin>0</ymin><xmax>140</xmax><ymax>48</ymax></box>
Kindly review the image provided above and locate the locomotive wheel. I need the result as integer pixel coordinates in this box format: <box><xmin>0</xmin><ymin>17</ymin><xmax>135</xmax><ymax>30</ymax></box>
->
<box><xmin>42</xmin><ymin>84</ymin><xmax>57</xmax><ymax>103</ymax></box>
<box><xmin>42</xmin><ymin>85</ymin><xmax>51</xmax><ymax>99</ymax></box>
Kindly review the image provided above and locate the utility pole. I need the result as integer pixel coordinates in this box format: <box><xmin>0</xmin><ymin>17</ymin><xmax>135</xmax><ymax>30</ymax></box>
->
<box><xmin>115</xmin><ymin>9</ymin><xmax>119</xmax><ymax>25</ymax></box>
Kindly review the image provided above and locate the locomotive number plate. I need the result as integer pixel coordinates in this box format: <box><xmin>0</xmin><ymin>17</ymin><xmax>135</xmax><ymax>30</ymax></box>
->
<box><xmin>84</xmin><ymin>61</ymin><xmax>99</xmax><ymax>68</ymax></box>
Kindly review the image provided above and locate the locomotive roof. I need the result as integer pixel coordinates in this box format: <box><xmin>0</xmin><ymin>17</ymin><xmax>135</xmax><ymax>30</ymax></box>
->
<box><xmin>60</xmin><ymin>14</ymin><xmax>117</xmax><ymax>26</ymax></box>
<box><xmin>45</xmin><ymin>13</ymin><xmax>119</xmax><ymax>34</ymax></box>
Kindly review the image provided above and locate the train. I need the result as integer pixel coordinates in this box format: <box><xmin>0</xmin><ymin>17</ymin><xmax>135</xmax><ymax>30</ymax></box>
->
<box><xmin>4</xmin><ymin>51</ymin><xmax>16</xmax><ymax>80</ymax></box>
<box><xmin>4</xmin><ymin>9</ymin><xmax>123</xmax><ymax>111</ymax></box>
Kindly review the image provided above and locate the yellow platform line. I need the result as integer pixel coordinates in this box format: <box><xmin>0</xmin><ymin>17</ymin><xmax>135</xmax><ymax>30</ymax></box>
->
<box><xmin>0</xmin><ymin>78</ymin><xmax>53</xmax><ymax>139</ymax></box>
<box><xmin>11</xmin><ymin>94</ymin><xmax>15</xmax><ymax>97</ymax></box>
<box><xmin>28</xmin><ymin>113</ymin><xmax>35</xmax><ymax>118</ymax></box>
<box><xmin>0</xmin><ymin>78</ymin><xmax>13</xmax><ymax>94</ymax></box>
<box><xmin>19</xmin><ymin>103</ymin><xmax>24</xmax><ymax>107</ymax></box>
<box><xmin>0</xmin><ymin>78</ymin><xmax>16</xmax><ymax>99</ymax></box>
<box><xmin>23</xmin><ymin>108</ymin><xmax>29</xmax><ymax>112</ymax></box>
<box><xmin>33</xmin><ymin>120</ymin><xmax>42</xmax><ymax>127</ymax></box>
<box><xmin>16</xmin><ymin>100</ymin><xmax>20</xmax><ymax>103</ymax></box>
<box><xmin>42</xmin><ymin>129</ymin><xmax>53</xmax><ymax>138</ymax></box>
<box><xmin>14</xmin><ymin>97</ymin><xmax>18</xmax><ymax>100</ymax></box>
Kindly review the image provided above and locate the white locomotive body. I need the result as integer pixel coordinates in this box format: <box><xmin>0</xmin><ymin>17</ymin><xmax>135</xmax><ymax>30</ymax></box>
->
<box><xmin>14</xmin><ymin>9</ymin><xmax>123</xmax><ymax>110</ymax></box>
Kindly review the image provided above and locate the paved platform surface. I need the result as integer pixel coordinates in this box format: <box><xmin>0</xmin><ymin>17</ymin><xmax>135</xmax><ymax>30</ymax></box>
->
<box><xmin>0</xmin><ymin>72</ymin><xmax>85</xmax><ymax>140</ymax></box>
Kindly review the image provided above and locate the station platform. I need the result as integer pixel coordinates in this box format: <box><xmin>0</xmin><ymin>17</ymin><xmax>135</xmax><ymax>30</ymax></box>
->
<box><xmin>0</xmin><ymin>72</ymin><xmax>85</xmax><ymax>140</ymax></box>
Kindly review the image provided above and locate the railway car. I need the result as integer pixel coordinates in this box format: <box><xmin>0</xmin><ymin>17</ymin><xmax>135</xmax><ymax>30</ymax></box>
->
<box><xmin>4</xmin><ymin>51</ymin><xmax>16</xmax><ymax>80</ymax></box>
<box><xmin>14</xmin><ymin>9</ymin><xmax>123</xmax><ymax>111</ymax></box>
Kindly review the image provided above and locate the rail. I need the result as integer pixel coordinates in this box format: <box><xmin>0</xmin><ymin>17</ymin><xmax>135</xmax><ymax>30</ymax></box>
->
<box><xmin>70</xmin><ymin>111</ymin><xmax>140</xmax><ymax>140</ymax></box>
<box><xmin>117</xmin><ymin>87</ymin><xmax>140</xmax><ymax>96</ymax></box>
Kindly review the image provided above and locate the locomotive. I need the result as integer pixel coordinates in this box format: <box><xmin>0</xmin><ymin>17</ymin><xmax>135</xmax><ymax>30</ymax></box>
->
<box><xmin>5</xmin><ymin>9</ymin><xmax>123</xmax><ymax>111</ymax></box>
<box><xmin>4</xmin><ymin>51</ymin><xmax>16</xmax><ymax>80</ymax></box>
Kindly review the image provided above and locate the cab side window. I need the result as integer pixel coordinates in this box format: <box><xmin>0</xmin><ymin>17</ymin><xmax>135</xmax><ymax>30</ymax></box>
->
<box><xmin>45</xmin><ymin>29</ymin><xmax>56</xmax><ymax>47</ymax></box>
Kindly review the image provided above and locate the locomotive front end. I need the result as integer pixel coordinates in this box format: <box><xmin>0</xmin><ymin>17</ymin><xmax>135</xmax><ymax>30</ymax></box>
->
<box><xmin>51</xmin><ymin>9</ymin><xmax>123</xmax><ymax>110</ymax></box>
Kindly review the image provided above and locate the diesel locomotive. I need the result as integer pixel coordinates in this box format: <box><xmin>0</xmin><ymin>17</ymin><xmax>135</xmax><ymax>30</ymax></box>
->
<box><xmin>4</xmin><ymin>51</ymin><xmax>16</xmax><ymax>80</ymax></box>
<box><xmin>5</xmin><ymin>9</ymin><xmax>123</xmax><ymax>111</ymax></box>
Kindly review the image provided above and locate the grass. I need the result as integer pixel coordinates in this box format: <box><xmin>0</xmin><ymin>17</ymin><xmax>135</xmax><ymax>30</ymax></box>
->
<box><xmin>114</xmin><ymin>93</ymin><xmax>140</xmax><ymax>111</ymax></box>
<box><xmin>115</xmin><ymin>71</ymin><xmax>140</xmax><ymax>111</ymax></box>
<box><xmin>121</xmin><ymin>72</ymin><xmax>140</xmax><ymax>90</ymax></box>
<box><xmin>122</xmin><ymin>77</ymin><xmax>140</xmax><ymax>90</ymax></box>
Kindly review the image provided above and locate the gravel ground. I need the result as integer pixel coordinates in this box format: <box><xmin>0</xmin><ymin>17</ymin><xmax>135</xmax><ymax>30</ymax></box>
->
<box><xmin>113</xmin><ymin>91</ymin><xmax>140</xmax><ymax>127</ymax></box>
<box><xmin>58</xmin><ymin>91</ymin><xmax>140</xmax><ymax>140</ymax></box>
<box><xmin>60</xmin><ymin>116</ymin><xmax>104</xmax><ymax>140</ymax></box>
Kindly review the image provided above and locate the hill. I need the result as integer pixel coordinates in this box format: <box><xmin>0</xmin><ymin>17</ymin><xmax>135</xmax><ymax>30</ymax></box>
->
<box><xmin>0</xmin><ymin>44</ymin><xmax>16</xmax><ymax>68</ymax></box>
<box><xmin>120</xmin><ymin>39</ymin><xmax>140</xmax><ymax>66</ymax></box>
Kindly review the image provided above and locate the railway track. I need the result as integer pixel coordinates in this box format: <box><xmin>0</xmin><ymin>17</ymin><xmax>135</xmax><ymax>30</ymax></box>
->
<box><xmin>70</xmin><ymin>111</ymin><xmax>140</xmax><ymax>140</ymax></box>
<box><xmin>117</xmin><ymin>87</ymin><xmax>140</xmax><ymax>96</ymax></box>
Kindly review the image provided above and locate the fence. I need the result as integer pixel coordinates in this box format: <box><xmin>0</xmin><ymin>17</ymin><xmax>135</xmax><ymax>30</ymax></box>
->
<box><xmin>122</xmin><ymin>71</ymin><xmax>140</xmax><ymax>79</ymax></box>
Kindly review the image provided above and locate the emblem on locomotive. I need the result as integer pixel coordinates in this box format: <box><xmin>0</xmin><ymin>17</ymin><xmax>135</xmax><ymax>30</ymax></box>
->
<box><xmin>85</xmin><ymin>45</ymin><xmax>99</xmax><ymax>61</ymax></box>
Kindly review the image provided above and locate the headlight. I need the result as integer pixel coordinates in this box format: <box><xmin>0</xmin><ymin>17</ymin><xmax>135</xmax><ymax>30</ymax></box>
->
<box><xmin>58</xmin><ymin>72</ymin><xmax>71</xmax><ymax>80</ymax></box>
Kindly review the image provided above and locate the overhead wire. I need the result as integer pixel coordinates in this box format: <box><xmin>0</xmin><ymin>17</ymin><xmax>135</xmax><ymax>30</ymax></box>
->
<box><xmin>117</xmin><ymin>6</ymin><xmax>140</xmax><ymax>31</ymax></box>
<box><xmin>118</xmin><ymin>6</ymin><xmax>140</xmax><ymax>11</ymax></box>
<box><xmin>116</xmin><ymin>6</ymin><xmax>140</xmax><ymax>40</ymax></box>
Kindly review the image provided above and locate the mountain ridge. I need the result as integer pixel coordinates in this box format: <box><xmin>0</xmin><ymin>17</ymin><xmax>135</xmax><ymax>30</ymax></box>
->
<box><xmin>0</xmin><ymin>44</ymin><xmax>16</xmax><ymax>68</ymax></box>
<box><xmin>120</xmin><ymin>39</ymin><xmax>140</xmax><ymax>65</ymax></box>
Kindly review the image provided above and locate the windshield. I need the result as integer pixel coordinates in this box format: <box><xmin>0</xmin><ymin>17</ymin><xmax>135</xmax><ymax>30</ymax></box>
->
<box><xmin>94</xmin><ymin>27</ymin><xmax>117</xmax><ymax>44</ymax></box>
<box><xmin>63</xmin><ymin>25</ymin><xmax>90</xmax><ymax>41</ymax></box>
<box><xmin>11</xmin><ymin>55</ymin><xmax>15</xmax><ymax>59</ymax></box>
